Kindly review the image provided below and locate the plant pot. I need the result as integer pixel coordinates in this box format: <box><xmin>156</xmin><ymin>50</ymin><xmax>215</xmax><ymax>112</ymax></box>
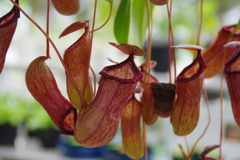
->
<box><xmin>151</xmin><ymin>45</ymin><xmax>170</xmax><ymax>72</ymax></box>
<box><xmin>57</xmin><ymin>138</ymin><xmax>107</xmax><ymax>158</ymax></box>
<box><xmin>101</xmin><ymin>147</ymin><xmax>152</xmax><ymax>160</ymax></box>
<box><xmin>28</xmin><ymin>128</ymin><xmax>59</xmax><ymax>148</ymax></box>
<box><xmin>173</xmin><ymin>153</ymin><xmax>201</xmax><ymax>160</ymax></box>
<box><xmin>0</xmin><ymin>123</ymin><xmax>17</xmax><ymax>146</ymax></box>
<box><xmin>144</xmin><ymin>44</ymin><xmax>172</xmax><ymax>72</ymax></box>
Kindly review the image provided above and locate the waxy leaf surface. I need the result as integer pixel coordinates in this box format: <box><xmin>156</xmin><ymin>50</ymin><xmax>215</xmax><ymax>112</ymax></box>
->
<box><xmin>74</xmin><ymin>55</ymin><xmax>143</xmax><ymax>148</ymax></box>
<box><xmin>0</xmin><ymin>0</ymin><xmax>19</xmax><ymax>73</ymax></box>
<box><xmin>63</xmin><ymin>21</ymin><xmax>93</xmax><ymax>110</ymax></box>
<box><xmin>51</xmin><ymin>0</ymin><xmax>80</xmax><ymax>15</ymax></box>
<box><xmin>224</xmin><ymin>41</ymin><xmax>240</xmax><ymax>48</ymax></box>
<box><xmin>203</xmin><ymin>25</ymin><xmax>240</xmax><ymax>78</ymax></box>
<box><xmin>132</xmin><ymin>0</ymin><xmax>148</xmax><ymax>47</ymax></box>
<box><xmin>109</xmin><ymin>42</ymin><xmax>144</xmax><ymax>56</ymax></box>
<box><xmin>225</xmin><ymin>49</ymin><xmax>240</xmax><ymax>127</ymax></box>
<box><xmin>121</xmin><ymin>95</ymin><xmax>144</xmax><ymax>159</ymax></box>
<box><xmin>140</xmin><ymin>67</ymin><xmax>159</xmax><ymax>125</ymax></box>
<box><xmin>25</xmin><ymin>56</ymin><xmax>77</xmax><ymax>135</ymax></box>
<box><xmin>59</xmin><ymin>21</ymin><xmax>88</xmax><ymax>38</ymax></box>
<box><xmin>171</xmin><ymin>50</ymin><xmax>207</xmax><ymax>136</ymax></box>
<box><xmin>114</xmin><ymin>0</ymin><xmax>130</xmax><ymax>43</ymax></box>
<box><xmin>139</xmin><ymin>61</ymin><xmax>157</xmax><ymax>70</ymax></box>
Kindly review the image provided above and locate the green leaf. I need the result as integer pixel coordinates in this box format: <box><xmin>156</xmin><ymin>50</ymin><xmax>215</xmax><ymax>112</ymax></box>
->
<box><xmin>230</xmin><ymin>19</ymin><xmax>240</xmax><ymax>36</ymax></box>
<box><xmin>132</xmin><ymin>0</ymin><xmax>148</xmax><ymax>47</ymax></box>
<box><xmin>114</xmin><ymin>0</ymin><xmax>131</xmax><ymax>43</ymax></box>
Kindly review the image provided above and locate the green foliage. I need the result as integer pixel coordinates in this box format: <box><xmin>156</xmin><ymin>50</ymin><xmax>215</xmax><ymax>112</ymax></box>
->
<box><xmin>0</xmin><ymin>94</ymin><xmax>27</xmax><ymax>126</ymax></box>
<box><xmin>0</xmin><ymin>93</ymin><xmax>55</xmax><ymax>130</ymax></box>
<box><xmin>114</xmin><ymin>0</ymin><xmax>131</xmax><ymax>44</ymax></box>
<box><xmin>24</xmin><ymin>100</ymin><xmax>56</xmax><ymax>131</ymax></box>
<box><xmin>132</xmin><ymin>0</ymin><xmax>148</xmax><ymax>47</ymax></box>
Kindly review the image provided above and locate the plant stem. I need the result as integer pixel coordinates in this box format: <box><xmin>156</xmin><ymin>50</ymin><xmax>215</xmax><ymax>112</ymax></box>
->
<box><xmin>178</xmin><ymin>144</ymin><xmax>189</xmax><ymax>159</ymax></box>
<box><xmin>219</xmin><ymin>74</ymin><xmax>223</xmax><ymax>160</ymax></box>
<box><xmin>89</xmin><ymin>66</ymin><xmax>96</xmax><ymax>97</ymax></box>
<box><xmin>142</xmin><ymin>1</ymin><xmax>153</xmax><ymax>159</ymax></box>
<box><xmin>46</xmin><ymin>0</ymin><xmax>50</xmax><ymax>58</ymax></box>
<box><xmin>184</xmin><ymin>136</ymin><xmax>190</xmax><ymax>157</ymax></box>
<box><xmin>145</xmin><ymin>0</ymin><xmax>153</xmax><ymax>73</ymax></box>
<box><xmin>196</xmin><ymin>0</ymin><xmax>204</xmax><ymax>46</ymax></box>
<box><xmin>167</xmin><ymin>4</ymin><xmax>172</xmax><ymax>83</ymax></box>
<box><xmin>91</xmin><ymin>1</ymin><xmax>112</xmax><ymax>32</ymax></box>
<box><xmin>90</xmin><ymin>0</ymin><xmax>98</xmax><ymax>96</ymax></box>
<box><xmin>167</xmin><ymin>0</ymin><xmax>176</xmax><ymax>82</ymax></box>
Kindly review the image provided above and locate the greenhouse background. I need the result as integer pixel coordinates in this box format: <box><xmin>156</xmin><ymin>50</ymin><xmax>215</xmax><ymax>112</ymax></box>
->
<box><xmin>0</xmin><ymin>0</ymin><xmax>240</xmax><ymax>160</ymax></box>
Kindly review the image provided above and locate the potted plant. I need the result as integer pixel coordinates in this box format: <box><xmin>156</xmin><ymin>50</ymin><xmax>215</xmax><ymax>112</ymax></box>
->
<box><xmin>0</xmin><ymin>93</ymin><xmax>28</xmax><ymax>145</ymax></box>
<box><xmin>24</xmin><ymin>99</ymin><xmax>59</xmax><ymax>148</ymax></box>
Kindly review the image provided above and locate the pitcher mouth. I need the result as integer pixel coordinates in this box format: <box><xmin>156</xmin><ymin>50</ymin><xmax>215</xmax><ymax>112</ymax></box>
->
<box><xmin>100</xmin><ymin>55</ymin><xmax>143</xmax><ymax>84</ymax></box>
<box><xmin>224</xmin><ymin>49</ymin><xmax>240</xmax><ymax>74</ymax></box>
<box><xmin>0</xmin><ymin>0</ymin><xmax>20</xmax><ymax>27</ymax></box>
<box><xmin>177</xmin><ymin>50</ymin><xmax>207</xmax><ymax>82</ymax></box>
<box><xmin>222</xmin><ymin>24</ymin><xmax>240</xmax><ymax>35</ymax></box>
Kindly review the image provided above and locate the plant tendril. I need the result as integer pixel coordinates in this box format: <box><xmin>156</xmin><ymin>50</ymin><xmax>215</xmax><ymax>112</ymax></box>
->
<box><xmin>167</xmin><ymin>0</ymin><xmax>176</xmax><ymax>83</ymax></box>
<box><xmin>90</xmin><ymin>1</ymin><xmax>112</xmax><ymax>33</ymax></box>
<box><xmin>89</xmin><ymin>0</ymin><xmax>98</xmax><ymax>98</ymax></box>
<box><xmin>46</xmin><ymin>0</ymin><xmax>50</xmax><ymax>58</ymax></box>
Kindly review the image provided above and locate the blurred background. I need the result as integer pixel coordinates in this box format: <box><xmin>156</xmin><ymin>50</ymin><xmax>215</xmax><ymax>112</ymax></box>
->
<box><xmin>0</xmin><ymin>0</ymin><xmax>240</xmax><ymax>160</ymax></box>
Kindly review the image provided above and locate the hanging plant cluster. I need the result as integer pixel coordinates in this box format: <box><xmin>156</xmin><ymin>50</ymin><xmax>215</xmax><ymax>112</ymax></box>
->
<box><xmin>1</xmin><ymin>0</ymin><xmax>240</xmax><ymax>159</ymax></box>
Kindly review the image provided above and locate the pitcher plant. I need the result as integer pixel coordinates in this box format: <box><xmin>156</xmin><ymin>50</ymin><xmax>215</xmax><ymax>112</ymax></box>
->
<box><xmin>1</xmin><ymin>0</ymin><xmax>240</xmax><ymax>160</ymax></box>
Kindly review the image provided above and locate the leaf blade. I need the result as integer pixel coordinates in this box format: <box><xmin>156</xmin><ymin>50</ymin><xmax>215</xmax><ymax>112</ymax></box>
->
<box><xmin>132</xmin><ymin>0</ymin><xmax>147</xmax><ymax>47</ymax></box>
<box><xmin>114</xmin><ymin>0</ymin><xmax>131</xmax><ymax>43</ymax></box>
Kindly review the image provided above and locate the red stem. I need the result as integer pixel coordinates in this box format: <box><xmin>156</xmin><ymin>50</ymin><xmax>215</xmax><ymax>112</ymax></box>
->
<box><xmin>219</xmin><ymin>69</ymin><xmax>224</xmax><ymax>160</ymax></box>
<box><xmin>196</xmin><ymin>0</ymin><xmax>204</xmax><ymax>46</ymax></box>
<box><xmin>90</xmin><ymin>0</ymin><xmax>98</xmax><ymax>97</ymax></box>
<box><xmin>145</xmin><ymin>0</ymin><xmax>153</xmax><ymax>75</ymax></box>
<box><xmin>167</xmin><ymin>0</ymin><xmax>176</xmax><ymax>83</ymax></box>
<box><xmin>91</xmin><ymin>1</ymin><xmax>112</xmax><ymax>32</ymax></box>
<box><xmin>46</xmin><ymin>0</ymin><xmax>50</xmax><ymax>58</ymax></box>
